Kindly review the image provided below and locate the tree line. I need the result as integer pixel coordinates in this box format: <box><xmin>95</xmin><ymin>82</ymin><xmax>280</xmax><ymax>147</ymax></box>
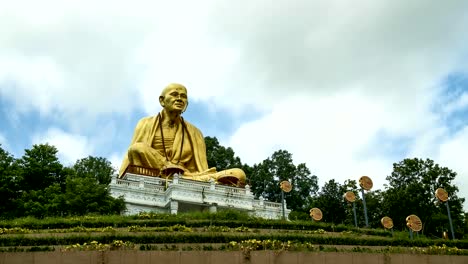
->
<box><xmin>205</xmin><ymin>137</ymin><xmax>467</xmax><ymax>238</ymax></box>
<box><xmin>0</xmin><ymin>143</ymin><xmax>125</xmax><ymax>219</ymax></box>
<box><xmin>0</xmin><ymin>138</ymin><xmax>466</xmax><ymax>238</ymax></box>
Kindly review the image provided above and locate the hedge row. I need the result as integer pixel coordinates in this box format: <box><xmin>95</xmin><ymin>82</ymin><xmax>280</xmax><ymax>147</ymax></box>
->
<box><xmin>1</xmin><ymin>233</ymin><xmax>467</xmax><ymax>249</ymax></box>
<box><xmin>0</xmin><ymin>217</ymin><xmax>391</xmax><ymax>237</ymax></box>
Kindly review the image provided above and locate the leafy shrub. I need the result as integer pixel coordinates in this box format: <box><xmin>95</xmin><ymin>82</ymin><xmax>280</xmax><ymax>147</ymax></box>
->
<box><xmin>0</xmin><ymin>227</ymin><xmax>32</xmax><ymax>234</ymax></box>
<box><xmin>234</xmin><ymin>226</ymin><xmax>250</xmax><ymax>232</ymax></box>
<box><xmin>203</xmin><ymin>226</ymin><xmax>231</xmax><ymax>232</ymax></box>
<box><xmin>128</xmin><ymin>225</ymin><xmax>143</xmax><ymax>232</ymax></box>
<box><xmin>101</xmin><ymin>226</ymin><xmax>116</xmax><ymax>232</ymax></box>
<box><xmin>62</xmin><ymin>240</ymin><xmax>134</xmax><ymax>251</ymax></box>
<box><xmin>305</xmin><ymin>229</ymin><xmax>326</xmax><ymax>235</ymax></box>
<box><xmin>410</xmin><ymin>244</ymin><xmax>465</xmax><ymax>255</ymax></box>
<box><xmin>169</xmin><ymin>224</ymin><xmax>192</xmax><ymax>232</ymax></box>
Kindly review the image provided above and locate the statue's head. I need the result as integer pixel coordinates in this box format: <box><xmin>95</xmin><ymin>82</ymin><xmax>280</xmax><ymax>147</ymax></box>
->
<box><xmin>159</xmin><ymin>83</ymin><xmax>188</xmax><ymax>114</ymax></box>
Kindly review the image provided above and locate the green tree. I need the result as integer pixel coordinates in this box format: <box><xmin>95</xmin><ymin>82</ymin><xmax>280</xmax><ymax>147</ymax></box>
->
<box><xmin>465</xmin><ymin>213</ymin><xmax>468</xmax><ymax>238</ymax></box>
<box><xmin>15</xmin><ymin>145</ymin><xmax>125</xmax><ymax>217</ymax></box>
<box><xmin>10</xmin><ymin>144</ymin><xmax>70</xmax><ymax>218</ymax></box>
<box><xmin>64</xmin><ymin>156</ymin><xmax>124</xmax><ymax>215</ymax></box>
<box><xmin>341</xmin><ymin>180</ymin><xmax>362</xmax><ymax>226</ymax></box>
<box><xmin>0</xmin><ymin>144</ymin><xmax>21</xmax><ymax>218</ymax></box>
<box><xmin>249</xmin><ymin>150</ymin><xmax>318</xmax><ymax>214</ymax></box>
<box><xmin>381</xmin><ymin>158</ymin><xmax>465</xmax><ymax>237</ymax></box>
<box><xmin>18</xmin><ymin>144</ymin><xmax>64</xmax><ymax>191</ymax></box>
<box><xmin>249</xmin><ymin>150</ymin><xmax>296</xmax><ymax>202</ymax></box>
<box><xmin>73</xmin><ymin>156</ymin><xmax>115</xmax><ymax>185</ymax></box>
<box><xmin>63</xmin><ymin>176</ymin><xmax>124</xmax><ymax>215</ymax></box>
<box><xmin>288</xmin><ymin>163</ymin><xmax>318</xmax><ymax>211</ymax></box>
<box><xmin>343</xmin><ymin>179</ymin><xmax>385</xmax><ymax>228</ymax></box>
<box><xmin>363</xmin><ymin>189</ymin><xmax>384</xmax><ymax>228</ymax></box>
<box><xmin>311</xmin><ymin>179</ymin><xmax>346</xmax><ymax>224</ymax></box>
<box><xmin>204</xmin><ymin>136</ymin><xmax>242</xmax><ymax>170</ymax></box>
<box><xmin>21</xmin><ymin>183</ymin><xmax>65</xmax><ymax>218</ymax></box>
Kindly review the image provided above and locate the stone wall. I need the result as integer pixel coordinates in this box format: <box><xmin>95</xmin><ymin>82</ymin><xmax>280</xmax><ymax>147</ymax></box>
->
<box><xmin>1</xmin><ymin>251</ymin><xmax>467</xmax><ymax>264</ymax></box>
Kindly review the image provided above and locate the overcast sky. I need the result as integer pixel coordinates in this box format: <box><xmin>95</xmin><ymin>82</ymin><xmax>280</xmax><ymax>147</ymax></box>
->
<box><xmin>1</xmin><ymin>0</ymin><xmax>467</xmax><ymax>210</ymax></box>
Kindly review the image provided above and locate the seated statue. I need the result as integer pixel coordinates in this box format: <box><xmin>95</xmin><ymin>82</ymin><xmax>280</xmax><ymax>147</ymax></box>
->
<box><xmin>119</xmin><ymin>83</ymin><xmax>246</xmax><ymax>186</ymax></box>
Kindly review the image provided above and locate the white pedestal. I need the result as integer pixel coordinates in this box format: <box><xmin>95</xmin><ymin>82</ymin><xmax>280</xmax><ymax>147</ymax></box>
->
<box><xmin>110</xmin><ymin>173</ymin><xmax>290</xmax><ymax>220</ymax></box>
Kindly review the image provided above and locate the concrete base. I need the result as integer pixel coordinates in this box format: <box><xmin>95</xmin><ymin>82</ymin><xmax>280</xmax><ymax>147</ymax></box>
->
<box><xmin>109</xmin><ymin>173</ymin><xmax>290</xmax><ymax>220</ymax></box>
<box><xmin>2</xmin><ymin>251</ymin><xmax>467</xmax><ymax>264</ymax></box>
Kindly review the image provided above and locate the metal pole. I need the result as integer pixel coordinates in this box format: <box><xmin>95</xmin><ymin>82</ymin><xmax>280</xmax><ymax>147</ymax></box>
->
<box><xmin>361</xmin><ymin>189</ymin><xmax>369</xmax><ymax>227</ymax></box>
<box><xmin>409</xmin><ymin>229</ymin><xmax>413</xmax><ymax>240</ymax></box>
<box><xmin>445</xmin><ymin>201</ymin><xmax>455</xmax><ymax>240</ymax></box>
<box><xmin>352</xmin><ymin>202</ymin><xmax>358</xmax><ymax>228</ymax></box>
<box><xmin>281</xmin><ymin>190</ymin><xmax>285</xmax><ymax>220</ymax></box>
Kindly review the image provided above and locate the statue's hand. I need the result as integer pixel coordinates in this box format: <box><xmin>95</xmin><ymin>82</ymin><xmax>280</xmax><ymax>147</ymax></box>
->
<box><xmin>161</xmin><ymin>162</ymin><xmax>185</xmax><ymax>177</ymax></box>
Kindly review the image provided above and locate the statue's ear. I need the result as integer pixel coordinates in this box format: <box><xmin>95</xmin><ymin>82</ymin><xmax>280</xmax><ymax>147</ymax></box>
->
<box><xmin>159</xmin><ymin>96</ymin><xmax>165</xmax><ymax>107</ymax></box>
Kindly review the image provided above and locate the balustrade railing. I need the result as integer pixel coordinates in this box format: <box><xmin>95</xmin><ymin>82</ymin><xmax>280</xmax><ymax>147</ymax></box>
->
<box><xmin>112</xmin><ymin>172</ymin><xmax>288</xmax><ymax>219</ymax></box>
<box><xmin>144</xmin><ymin>182</ymin><xmax>166</xmax><ymax>192</ymax></box>
<box><xmin>116</xmin><ymin>179</ymin><xmax>140</xmax><ymax>188</ymax></box>
<box><xmin>263</xmin><ymin>201</ymin><xmax>281</xmax><ymax>208</ymax></box>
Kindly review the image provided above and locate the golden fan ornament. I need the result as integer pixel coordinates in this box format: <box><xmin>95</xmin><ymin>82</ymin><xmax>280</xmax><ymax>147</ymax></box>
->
<box><xmin>406</xmin><ymin>214</ymin><xmax>423</xmax><ymax>232</ymax></box>
<box><xmin>381</xmin><ymin>216</ymin><xmax>394</xmax><ymax>229</ymax></box>
<box><xmin>310</xmin><ymin>208</ymin><xmax>323</xmax><ymax>221</ymax></box>
<box><xmin>280</xmin><ymin>181</ymin><xmax>292</xmax><ymax>193</ymax></box>
<box><xmin>344</xmin><ymin>191</ymin><xmax>356</xmax><ymax>203</ymax></box>
<box><xmin>435</xmin><ymin>188</ymin><xmax>449</xmax><ymax>202</ymax></box>
<box><xmin>359</xmin><ymin>176</ymin><xmax>373</xmax><ymax>191</ymax></box>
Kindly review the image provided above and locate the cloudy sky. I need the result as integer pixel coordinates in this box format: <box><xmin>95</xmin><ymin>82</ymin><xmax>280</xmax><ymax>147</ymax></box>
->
<box><xmin>1</xmin><ymin>0</ymin><xmax>467</xmax><ymax>209</ymax></box>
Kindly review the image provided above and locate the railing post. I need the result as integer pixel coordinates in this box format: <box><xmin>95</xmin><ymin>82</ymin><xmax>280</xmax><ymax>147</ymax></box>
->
<box><xmin>170</xmin><ymin>200</ymin><xmax>178</xmax><ymax>214</ymax></box>
<box><xmin>209</xmin><ymin>203</ymin><xmax>217</xmax><ymax>213</ymax></box>
<box><xmin>210</xmin><ymin>178</ymin><xmax>216</xmax><ymax>190</ymax></box>
<box><xmin>173</xmin><ymin>174</ymin><xmax>179</xmax><ymax>184</ymax></box>
<box><xmin>245</xmin><ymin>184</ymin><xmax>252</xmax><ymax>196</ymax></box>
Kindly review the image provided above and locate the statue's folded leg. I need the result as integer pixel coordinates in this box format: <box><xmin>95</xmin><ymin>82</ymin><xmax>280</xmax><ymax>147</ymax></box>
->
<box><xmin>214</xmin><ymin>168</ymin><xmax>246</xmax><ymax>186</ymax></box>
<box><xmin>182</xmin><ymin>168</ymin><xmax>246</xmax><ymax>186</ymax></box>
<box><xmin>127</xmin><ymin>143</ymin><xmax>166</xmax><ymax>174</ymax></box>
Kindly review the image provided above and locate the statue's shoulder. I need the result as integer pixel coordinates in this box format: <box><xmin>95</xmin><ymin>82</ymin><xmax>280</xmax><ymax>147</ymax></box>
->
<box><xmin>136</xmin><ymin>116</ymin><xmax>156</xmax><ymax>130</ymax></box>
<box><xmin>136</xmin><ymin>115</ymin><xmax>157</xmax><ymax>126</ymax></box>
<box><xmin>183</xmin><ymin>119</ymin><xmax>204</xmax><ymax>137</ymax></box>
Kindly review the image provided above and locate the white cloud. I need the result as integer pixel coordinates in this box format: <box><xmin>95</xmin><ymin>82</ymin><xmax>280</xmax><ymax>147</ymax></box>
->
<box><xmin>228</xmin><ymin>92</ymin><xmax>393</xmax><ymax>187</ymax></box>
<box><xmin>217</xmin><ymin>1</ymin><xmax>468</xmax><ymax>208</ymax></box>
<box><xmin>1</xmin><ymin>0</ymin><xmax>468</xmax><ymax>209</ymax></box>
<box><xmin>32</xmin><ymin>128</ymin><xmax>94</xmax><ymax>166</ymax></box>
<box><xmin>442</xmin><ymin>92</ymin><xmax>468</xmax><ymax>115</ymax></box>
<box><xmin>437</xmin><ymin>127</ymin><xmax>468</xmax><ymax>202</ymax></box>
<box><xmin>0</xmin><ymin>0</ymin><xmax>156</xmax><ymax>116</ymax></box>
<box><xmin>403</xmin><ymin>125</ymin><xmax>468</xmax><ymax>206</ymax></box>
<box><xmin>2</xmin><ymin>1</ymin><xmax>466</xmax><ymax>115</ymax></box>
<box><xmin>109</xmin><ymin>152</ymin><xmax>125</xmax><ymax>173</ymax></box>
<box><xmin>204</xmin><ymin>1</ymin><xmax>468</xmax><ymax>103</ymax></box>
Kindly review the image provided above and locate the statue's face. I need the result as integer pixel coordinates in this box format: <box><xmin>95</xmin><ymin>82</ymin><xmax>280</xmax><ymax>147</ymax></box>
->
<box><xmin>160</xmin><ymin>85</ymin><xmax>188</xmax><ymax>113</ymax></box>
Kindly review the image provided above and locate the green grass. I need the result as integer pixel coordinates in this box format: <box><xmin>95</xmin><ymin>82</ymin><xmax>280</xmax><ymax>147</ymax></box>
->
<box><xmin>1</xmin><ymin>211</ymin><xmax>467</xmax><ymax>254</ymax></box>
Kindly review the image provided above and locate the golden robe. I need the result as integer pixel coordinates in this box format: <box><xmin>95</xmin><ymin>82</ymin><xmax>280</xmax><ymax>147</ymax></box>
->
<box><xmin>119</xmin><ymin>114</ymin><xmax>212</xmax><ymax>177</ymax></box>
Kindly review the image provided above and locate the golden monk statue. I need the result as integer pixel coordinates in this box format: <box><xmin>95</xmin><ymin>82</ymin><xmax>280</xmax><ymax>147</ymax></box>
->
<box><xmin>119</xmin><ymin>83</ymin><xmax>246</xmax><ymax>186</ymax></box>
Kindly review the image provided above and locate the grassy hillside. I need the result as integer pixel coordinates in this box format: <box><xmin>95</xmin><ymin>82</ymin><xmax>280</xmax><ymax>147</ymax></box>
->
<box><xmin>0</xmin><ymin>211</ymin><xmax>467</xmax><ymax>255</ymax></box>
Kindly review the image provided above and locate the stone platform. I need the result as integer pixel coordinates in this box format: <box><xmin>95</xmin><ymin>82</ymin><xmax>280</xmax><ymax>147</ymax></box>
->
<box><xmin>110</xmin><ymin>173</ymin><xmax>290</xmax><ymax>219</ymax></box>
